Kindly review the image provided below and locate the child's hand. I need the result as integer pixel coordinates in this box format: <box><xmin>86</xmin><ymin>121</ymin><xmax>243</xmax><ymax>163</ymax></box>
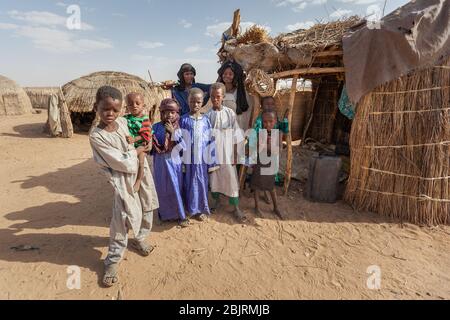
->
<box><xmin>126</xmin><ymin>136</ymin><xmax>135</xmax><ymax>144</ymax></box>
<box><xmin>165</xmin><ymin>123</ymin><xmax>174</xmax><ymax>134</ymax></box>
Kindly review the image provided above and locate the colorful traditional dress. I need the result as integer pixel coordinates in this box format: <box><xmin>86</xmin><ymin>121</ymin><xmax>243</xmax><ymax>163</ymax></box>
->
<box><xmin>124</xmin><ymin>114</ymin><xmax>152</xmax><ymax>148</ymax></box>
<box><xmin>151</xmin><ymin>122</ymin><xmax>186</xmax><ymax>221</ymax></box>
<box><xmin>180</xmin><ymin>114</ymin><xmax>217</xmax><ymax>215</ymax></box>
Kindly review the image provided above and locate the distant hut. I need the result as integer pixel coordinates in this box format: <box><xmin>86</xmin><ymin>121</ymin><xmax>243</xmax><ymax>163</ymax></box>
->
<box><xmin>0</xmin><ymin>75</ymin><xmax>33</xmax><ymax>116</ymax></box>
<box><xmin>24</xmin><ymin>87</ymin><xmax>60</xmax><ymax>110</ymax></box>
<box><xmin>62</xmin><ymin>71</ymin><xmax>171</xmax><ymax>131</ymax></box>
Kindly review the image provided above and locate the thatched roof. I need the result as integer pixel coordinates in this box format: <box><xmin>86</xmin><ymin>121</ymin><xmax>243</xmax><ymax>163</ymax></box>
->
<box><xmin>218</xmin><ymin>17</ymin><xmax>361</xmax><ymax>74</ymax></box>
<box><xmin>62</xmin><ymin>71</ymin><xmax>171</xmax><ymax>120</ymax></box>
<box><xmin>0</xmin><ymin>75</ymin><xmax>33</xmax><ymax>116</ymax></box>
<box><xmin>24</xmin><ymin>87</ymin><xmax>60</xmax><ymax>109</ymax></box>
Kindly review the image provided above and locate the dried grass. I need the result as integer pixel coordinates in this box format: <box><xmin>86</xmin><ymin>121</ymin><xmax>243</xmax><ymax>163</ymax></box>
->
<box><xmin>236</xmin><ymin>25</ymin><xmax>271</xmax><ymax>45</ymax></box>
<box><xmin>0</xmin><ymin>75</ymin><xmax>33</xmax><ymax>116</ymax></box>
<box><xmin>345</xmin><ymin>58</ymin><xmax>450</xmax><ymax>226</ymax></box>
<box><xmin>274</xmin><ymin>16</ymin><xmax>360</xmax><ymax>55</ymax></box>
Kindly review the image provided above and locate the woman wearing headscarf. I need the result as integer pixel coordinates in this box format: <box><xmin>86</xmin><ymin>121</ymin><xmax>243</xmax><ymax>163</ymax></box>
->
<box><xmin>217</xmin><ymin>60</ymin><xmax>252</xmax><ymax>131</ymax></box>
<box><xmin>151</xmin><ymin>98</ymin><xmax>188</xmax><ymax>227</ymax></box>
<box><xmin>172</xmin><ymin>63</ymin><xmax>211</xmax><ymax>116</ymax></box>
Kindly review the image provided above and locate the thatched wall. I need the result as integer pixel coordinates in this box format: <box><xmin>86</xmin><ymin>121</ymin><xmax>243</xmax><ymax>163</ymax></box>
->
<box><xmin>24</xmin><ymin>87</ymin><xmax>59</xmax><ymax>109</ymax></box>
<box><xmin>62</xmin><ymin>71</ymin><xmax>171</xmax><ymax>124</ymax></box>
<box><xmin>0</xmin><ymin>75</ymin><xmax>33</xmax><ymax>116</ymax></box>
<box><xmin>345</xmin><ymin>58</ymin><xmax>450</xmax><ymax>226</ymax></box>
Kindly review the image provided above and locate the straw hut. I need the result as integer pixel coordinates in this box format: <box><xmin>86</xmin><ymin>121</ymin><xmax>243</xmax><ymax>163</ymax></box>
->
<box><xmin>0</xmin><ymin>75</ymin><xmax>33</xmax><ymax>116</ymax></box>
<box><xmin>342</xmin><ymin>0</ymin><xmax>450</xmax><ymax>225</ymax></box>
<box><xmin>62</xmin><ymin>71</ymin><xmax>170</xmax><ymax>131</ymax></box>
<box><xmin>219</xmin><ymin>10</ymin><xmax>358</xmax><ymax>193</ymax></box>
<box><xmin>24</xmin><ymin>87</ymin><xmax>60</xmax><ymax>109</ymax></box>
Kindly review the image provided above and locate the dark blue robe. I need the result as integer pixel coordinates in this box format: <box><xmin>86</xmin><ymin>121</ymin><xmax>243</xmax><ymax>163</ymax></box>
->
<box><xmin>179</xmin><ymin>114</ymin><xmax>216</xmax><ymax>215</ymax></box>
<box><xmin>151</xmin><ymin>122</ymin><xmax>186</xmax><ymax>221</ymax></box>
<box><xmin>172</xmin><ymin>83</ymin><xmax>211</xmax><ymax>116</ymax></box>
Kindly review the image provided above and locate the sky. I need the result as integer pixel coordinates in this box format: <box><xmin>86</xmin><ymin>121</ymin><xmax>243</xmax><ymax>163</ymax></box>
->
<box><xmin>0</xmin><ymin>0</ymin><xmax>409</xmax><ymax>87</ymax></box>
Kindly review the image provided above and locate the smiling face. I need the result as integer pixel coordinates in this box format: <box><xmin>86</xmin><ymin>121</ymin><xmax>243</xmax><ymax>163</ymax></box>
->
<box><xmin>183</xmin><ymin>71</ymin><xmax>195</xmax><ymax>86</ymax></box>
<box><xmin>211</xmin><ymin>88</ymin><xmax>224</xmax><ymax>109</ymax></box>
<box><xmin>126</xmin><ymin>93</ymin><xmax>145</xmax><ymax>117</ymax></box>
<box><xmin>95</xmin><ymin>97</ymin><xmax>122</xmax><ymax>126</ymax></box>
<box><xmin>222</xmin><ymin>67</ymin><xmax>235</xmax><ymax>86</ymax></box>
<box><xmin>189</xmin><ymin>93</ymin><xmax>203</xmax><ymax>113</ymax></box>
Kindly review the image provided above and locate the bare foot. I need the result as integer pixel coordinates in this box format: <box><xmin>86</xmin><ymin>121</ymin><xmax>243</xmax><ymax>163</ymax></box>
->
<box><xmin>234</xmin><ymin>207</ymin><xmax>247</xmax><ymax>223</ymax></box>
<box><xmin>210</xmin><ymin>198</ymin><xmax>221</xmax><ymax>212</ymax></box>
<box><xmin>254</xmin><ymin>207</ymin><xmax>263</xmax><ymax>217</ymax></box>
<box><xmin>197</xmin><ymin>214</ymin><xmax>208</xmax><ymax>222</ymax></box>
<box><xmin>274</xmin><ymin>208</ymin><xmax>283</xmax><ymax>220</ymax></box>
<box><xmin>262</xmin><ymin>191</ymin><xmax>271</xmax><ymax>204</ymax></box>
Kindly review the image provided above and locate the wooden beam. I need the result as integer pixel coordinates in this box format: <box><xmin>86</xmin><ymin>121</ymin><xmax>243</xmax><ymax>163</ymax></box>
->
<box><xmin>283</xmin><ymin>75</ymin><xmax>298</xmax><ymax>195</ymax></box>
<box><xmin>314</xmin><ymin>50</ymin><xmax>343</xmax><ymax>57</ymax></box>
<box><xmin>231</xmin><ymin>9</ymin><xmax>240</xmax><ymax>37</ymax></box>
<box><xmin>271</xmin><ymin>67</ymin><xmax>345</xmax><ymax>79</ymax></box>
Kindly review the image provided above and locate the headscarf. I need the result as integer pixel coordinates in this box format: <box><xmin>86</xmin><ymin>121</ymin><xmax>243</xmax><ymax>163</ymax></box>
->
<box><xmin>174</xmin><ymin>63</ymin><xmax>197</xmax><ymax>91</ymax></box>
<box><xmin>153</xmin><ymin>98</ymin><xmax>181</xmax><ymax>154</ymax></box>
<box><xmin>217</xmin><ymin>60</ymin><xmax>249</xmax><ymax>115</ymax></box>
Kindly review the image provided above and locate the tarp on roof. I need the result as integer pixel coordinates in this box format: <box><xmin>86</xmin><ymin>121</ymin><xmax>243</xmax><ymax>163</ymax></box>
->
<box><xmin>343</xmin><ymin>0</ymin><xmax>450</xmax><ymax>104</ymax></box>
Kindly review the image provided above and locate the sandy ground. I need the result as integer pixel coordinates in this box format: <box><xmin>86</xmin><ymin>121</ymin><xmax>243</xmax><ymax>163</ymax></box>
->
<box><xmin>0</xmin><ymin>113</ymin><xmax>449</xmax><ymax>300</ymax></box>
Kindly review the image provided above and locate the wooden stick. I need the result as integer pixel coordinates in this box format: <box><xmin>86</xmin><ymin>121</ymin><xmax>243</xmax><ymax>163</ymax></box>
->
<box><xmin>314</xmin><ymin>50</ymin><xmax>343</xmax><ymax>57</ymax></box>
<box><xmin>58</xmin><ymin>86</ymin><xmax>73</xmax><ymax>138</ymax></box>
<box><xmin>271</xmin><ymin>67</ymin><xmax>345</xmax><ymax>79</ymax></box>
<box><xmin>231</xmin><ymin>9</ymin><xmax>240</xmax><ymax>37</ymax></box>
<box><xmin>283</xmin><ymin>75</ymin><xmax>298</xmax><ymax>195</ymax></box>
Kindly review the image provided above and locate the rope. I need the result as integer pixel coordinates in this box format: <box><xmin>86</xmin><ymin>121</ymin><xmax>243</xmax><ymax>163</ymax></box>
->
<box><xmin>246</xmin><ymin>68</ymin><xmax>275</xmax><ymax>97</ymax></box>
<box><xmin>372</xmin><ymin>86</ymin><xmax>450</xmax><ymax>95</ymax></box>
<box><xmin>362</xmin><ymin>141</ymin><xmax>450</xmax><ymax>149</ymax></box>
<box><xmin>353</xmin><ymin>188</ymin><xmax>450</xmax><ymax>203</ymax></box>
<box><xmin>369</xmin><ymin>107</ymin><xmax>450</xmax><ymax>115</ymax></box>
<box><xmin>361</xmin><ymin>166</ymin><xmax>450</xmax><ymax>181</ymax></box>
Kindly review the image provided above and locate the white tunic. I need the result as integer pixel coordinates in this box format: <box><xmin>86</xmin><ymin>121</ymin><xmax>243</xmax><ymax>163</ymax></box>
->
<box><xmin>205</xmin><ymin>106</ymin><xmax>242</xmax><ymax>198</ymax></box>
<box><xmin>89</xmin><ymin>117</ymin><xmax>159</xmax><ymax>236</ymax></box>
<box><xmin>223</xmin><ymin>89</ymin><xmax>253</xmax><ymax>132</ymax></box>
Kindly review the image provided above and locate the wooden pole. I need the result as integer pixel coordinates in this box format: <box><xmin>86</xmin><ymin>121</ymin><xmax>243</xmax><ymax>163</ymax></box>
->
<box><xmin>58</xmin><ymin>87</ymin><xmax>73</xmax><ymax>138</ymax></box>
<box><xmin>231</xmin><ymin>10</ymin><xmax>241</xmax><ymax>37</ymax></box>
<box><xmin>283</xmin><ymin>75</ymin><xmax>298</xmax><ymax>195</ymax></box>
<box><xmin>271</xmin><ymin>67</ymin><xmax>345</xmax><ymax>79</ymax></box>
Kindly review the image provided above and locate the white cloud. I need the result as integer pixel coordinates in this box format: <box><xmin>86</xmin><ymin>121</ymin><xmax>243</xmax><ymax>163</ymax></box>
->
<box><xmin>138</xmin><ymin>41</ymin><xmax>165</xmax><ymax>49</ymax></box>
<box><xmin>205</xmin><ymin>21</ymin><xmax>271</xmax><ymax>38</ymax></box>
<box><xmin>338</xmin><ymin>0</ymin><xmax>380</xmax><ymax>4</ymax></box>
<box><xmin>112</xmin><ymin>13</ymin><xmax>126</xmax><ymax>18</ymax></box>
<box><xmin>276</xmin><ymin>0</ymin><xmax>305</xmax><ymax>7</ymax></box>
<box><xmin>184</xmin><ymin>45</ymin><xmax>201</xmax><ymax>53</ymax></box>
<box><xmin>8</xmin><ymin>10</ymin><xmax>94</xmax><ymax>31</ymax></box>
<box><xmin>286</xmin><ymin>21</ymin><xmax>314</xmax><ymax>31</ymax></box>
<box><xmin>311</xmin><ymin>0</ymin><xmax>327</xmax><ymax>4</ymax></box>
<box><xmin>330</xmin><ymin>8</ymin><xmax>353</xmax><ymax>18</ymax></box>
<box><xmin>293</xmin><ymin>2</ymin><xmax>308</xmax><ymax>12</ymax></box>
<box><xmin>179</xmin><ymin>19</ymin><xmax>192</xmax><ymax>28</ymax></box>
<box><xmin>15</xmin><ymin>26</ymin><xmax>112</xmax><ymax>53</ymax></box>
<box><xmin>131</xmin><ymin>54</ymin><xmax>154</xmax><ymax>61</ymax></box>
<box><xmin>0</xmin><ymin>23</ymin><xmax>18</xmax><ymax>30</ymax></box>
<box><xmin>4</xmin><ymin>10</ymin><xmax>111</xmax><ymax>53</ymax></box>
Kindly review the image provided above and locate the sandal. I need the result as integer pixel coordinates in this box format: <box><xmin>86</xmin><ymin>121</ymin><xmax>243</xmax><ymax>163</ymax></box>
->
<box><xmin>131</xmin><ymin>240</ymin><xmax>155</xmax><ymax>257</ymax></box>
<box><xmin>234</xmin><ymin>208</ymin><xmax>247</xmax><ymax>223</ymax></box>
<box><xmin>178</xmin><ymin>219</ymin><xmax>190</xmax><ymax>228</ymax></box>
<box><xmin>102</xmin><ymin>263</ymin><xmax>119</xmax><ymax>288</ymax></box>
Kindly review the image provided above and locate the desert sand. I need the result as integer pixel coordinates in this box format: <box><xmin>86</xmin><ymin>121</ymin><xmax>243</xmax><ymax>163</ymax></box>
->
<box><xmin>0</xmin><ymin>113</ymin><xmax>449</xmax><ymax>300</ymax></box>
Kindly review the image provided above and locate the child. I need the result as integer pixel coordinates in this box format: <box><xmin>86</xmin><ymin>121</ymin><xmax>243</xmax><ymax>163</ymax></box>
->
<box><xmin>251</xmin><ymin>109</ymin><xmax>283</xmax><ymax>219</ymax></box>
<box><xmin>89</xmin><ymin>86</ymin><xmax>159</xmax><ymax>287</ymax></box>
<box><xmin>205</xmin><ymin>83</ymin><xmax>246</xmax><ymax>222</ymax></box>
<box><xmin>152</xmin><ymin>98</ymin><xmax>188</xmax><ymax>227</ymax></box>
<box><xmin>180</xmin><ymin>88</ymin><xmax>218</xmax><ymax>221</ymax></box>
<box><xmin>124</xmin><ymin>92</ymin><xmax>152</xmax><ymax>192</ymax></box>
<box><xmin>252</xmin><ymin>96</ymin><xmax>289</xmax><ymax>201</ymax></box>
